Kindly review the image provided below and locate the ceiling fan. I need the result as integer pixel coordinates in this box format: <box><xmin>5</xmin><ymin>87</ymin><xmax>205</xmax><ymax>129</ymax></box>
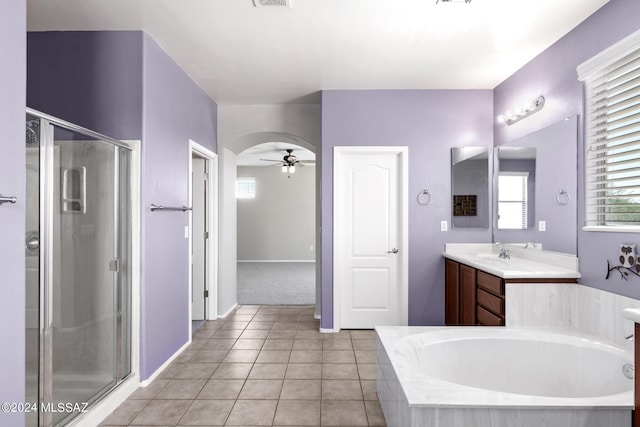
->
<box><xmin>259</xmin><ymin>148</ymin><xmax>314</xmax><ymax>175</ymax></box>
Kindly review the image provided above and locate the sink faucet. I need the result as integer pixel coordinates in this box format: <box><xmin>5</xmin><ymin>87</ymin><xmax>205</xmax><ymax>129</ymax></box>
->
<box><xmin>524</xmin><ymin>242</ymin><xmax>537</xmax><ymax>249</ymax></box>
<box><xmin>498</xmin><ymin>248</ymin><xmax>510</xmax><ymax>259</ymax></box>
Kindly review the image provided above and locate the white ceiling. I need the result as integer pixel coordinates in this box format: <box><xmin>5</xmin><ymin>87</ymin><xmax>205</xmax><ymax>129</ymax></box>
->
<box><xmin>26</xmin><ymin>0</ymin><xmax>609</xmax><ymax>105</ymax></box>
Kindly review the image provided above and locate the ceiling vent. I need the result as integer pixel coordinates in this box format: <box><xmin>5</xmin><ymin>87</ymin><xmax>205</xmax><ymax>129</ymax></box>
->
<box><xmin>252</xmin><ymin>0</ymin><xmax>291</xmax><ymax>7</ymax></box>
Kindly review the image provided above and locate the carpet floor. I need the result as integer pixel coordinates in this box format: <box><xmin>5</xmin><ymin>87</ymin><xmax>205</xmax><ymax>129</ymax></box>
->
<box><xmin>237</xmin><ymin>262</ymin><xmax>315</xmax><ymax>305</ymax></box>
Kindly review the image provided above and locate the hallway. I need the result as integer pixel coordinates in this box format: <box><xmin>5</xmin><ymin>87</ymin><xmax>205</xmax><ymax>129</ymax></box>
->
<box><xmin>101</xmin><ymin>305</ymin><xmax>385</xmax><ymax>426</ymax></box>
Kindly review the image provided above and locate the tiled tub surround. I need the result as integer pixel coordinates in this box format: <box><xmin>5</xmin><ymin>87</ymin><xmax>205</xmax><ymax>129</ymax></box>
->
<box><xmin>377</xmin><ymin>282</ymin><xmax>640</xmax><ymax>427</ymax></box>
<box><xmin>444</xmin><ymin>243</ymin><xmax>581</xmax><ymax>279</ymax></box>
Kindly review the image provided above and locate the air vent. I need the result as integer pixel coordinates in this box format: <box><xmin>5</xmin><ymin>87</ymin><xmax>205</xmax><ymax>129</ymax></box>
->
<box><xmin>253</xmin><ymin>0</ymin><xmax>291</xmax><ymax>7</ymax></box>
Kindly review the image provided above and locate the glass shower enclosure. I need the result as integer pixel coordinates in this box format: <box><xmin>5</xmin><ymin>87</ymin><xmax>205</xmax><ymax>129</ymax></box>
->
<box><xmin>25</xmin><ymin>109</ymin><xmax>132</xmax><ymax>426</ymax></box>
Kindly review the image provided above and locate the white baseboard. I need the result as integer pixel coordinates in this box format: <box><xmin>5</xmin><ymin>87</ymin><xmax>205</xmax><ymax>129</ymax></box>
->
<box><xmin>67</xmin><ymin>374</ymin><xmax>139</xmax><ymax>427</ymax></box>
<box><xmin>237</xmin><ymin>260</ymin><xmax>315</xmax><ymax>263</ymax></box>
<box><xmin>140</xmin><ymin>339</ymin><xmax>191</xmax><ymax>387</ymax></box>
<box><xmin>314</xmin><ymin>313</ymin><xmax>321</xmax><ymax>320</ymax></box>
<box><xmin>219</xmin><ymin>303</ymin><xmax>238</xmax><ymax>319</ymax></box>
<box><xmin>320</xmin><ymin>327</ymin><xmax>340</xmax><ymax>333</ymax></box>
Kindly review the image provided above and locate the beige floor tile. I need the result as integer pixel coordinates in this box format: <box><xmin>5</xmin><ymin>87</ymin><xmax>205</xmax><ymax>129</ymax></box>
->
<box><xmin>221</xmin><ymin>321</ymin><xmax>249</xmax><ymax>330</ymax></box>
<box><xmin>365</xmin><ymin>400</ymin><xmax>387</xmax><ymax>426</ymax></box>
<box><xmin>225</xmin><ymin>400</ymin><xmax>277</xmax><ymax>426</ymax></box>
<box><xmin>268</xmin><ymin>329</ymin><xmax>298</xmax><ymax>339</ymax></box>
<box><xmin>175</xmin><ymin>349</ymin><xmax>199</xmax><ymax>363</ymax></box>
<box><xmin>256</xmin><ymin>350</ymin><xmax>291</xmax><ymax>364</ymax></box>
<box><xmin>353</xmin><ymin>339</ymin><xmax>377</xmax><ymax>351</ymax></box>
<box><xmin>280</xmin><ymin>379</ymin><xmax>321</xmax><ymax>400</ymax></box>
<box><xmin>213</xmin><ymin>329</ymin><xmax>244</xmax><ymax>339</ymax></box>
<box><xmin>285</xmin><ymin>363</ymin><xmax>322</xmax><ymax>379</ymax></box>
<box><xmin>295</xmin><ymin>330</ymin><xmax>322</xmax><ymax>340</ymax></box>
<box><xmin>155</xmin><ymin>379</ymin><xmax>206</xmax><ymax>400</ymax></box>
<box><xmin>130</xmin><ymin>399</ymin><xmax>191</xmax><ymax>425</ymax></box>
<box><xmin>360</xmin><ymin>380</ymin><xmax>378</xmax><ymax>401</ymax></box>
<box><xmin>246</xmin><ymin>321</ymin><xmax>275</xmax><ymax>329</ymax></box>
<box><xmin>322</xmin><ymin>350</ymin><xmax>356</xmax><ymax>364</ymax></box>
<box><xmin>189</xmin><ymin>350</ymin><xmax>228</xmax><ymax>363</ymax></box>
<box><xmin>211</xmin><ymin>363</ymin><xmax>252</xmax><ymax>379</ymax></box>
<box><xmin>289</xmin><ymin>350</ymin><xmax>323</xmax><ymax>364</ymax></box>
<box><xmin>227</xmin><ymin>314</ymin><xmax>255</xmax><ymax>322</ymax></box>
<box><xmin>159</xmin><ymin>362</ymin><xmax>185</xmax><ymax>379</ymax></box>
<box><xmin>128</xmin><ymin>379</ymin><xmax>169</xmax><ymax>400</ymax></box>
<box><xmin>322</xmin><ymin>330</ymin><xmax>351</xmax><ymax>340</ymax></box>
<box><xmin>178</xmin><ymin>399</ymin><xmax>234</xmax><ymax>426</ymax></box>
<box><xmin>320</xmin><ymin>400</ymin><xmax>368</xmax><ymax>426</ymax></box>
<box><xmin>273</xmin><ymin>399</ymin><xmax>320</xmax><ymax>426</ymax></box>
<box><xmin>232</xmin><ymin>339</ymin><xmax>265</xmax><ymax>350</ymax></box>
<box><xmin>272</xmin><ymin>321</ymin><xmax>300</xmax><ymax>330</ymax></box>
<box><xmin>322</xmin><ymin>364</ymin><xmax>359</xmax><ymax>380</ymax></box>
<box><xmin>238</xmin><ymin>379</ymin><xmax>283</xmax><ymax>399</ymax></box>
<box><xmin>293</xmin><ymin>339</ymin><xmax>323</xmax><ymax>350</ymax></box>
<box><xmin>350</xmin><ymin>330</ymin><xmax>377</xmax><ymax>340</ymax></box>
<box><xmin>202</xmin><ymin>338</ymin><xmax>236</xmax><ymax>350</ymax></box>
<box><xmin>197</xmin><ymin>379</ymin><xmax>244</xmax><ymax>399</ymax></box>
<box><xmin>263</xmin><ymin>339</ymin><xmax>295</xmax><ymax>350</ymax></box>
<box><xmin>100</xmin><ymin>399</ymin><xmax>148</xmax><ymax>425</ymax></box>
<box><xmin>322</xmin><ymin>339</ymin><xmax>353</xmax><ymax>351</ymax></box>
<box><xmin>248</xmin><ymin>363</ymin><xmax>288</xmax><ymax>379</ymax></box>
<box><xmin>296</xmin><ymin>321</ymin><xmax>319</xmax><ymax>330</ymax></box>
<box><xmin>240</xmin><ymin>329</ymin><xmax>271</xmax><ymax>339</ymax></box>
<box><xmin>357</xmin><ymin>364</ymin><xmax>377</xmax><ymax>380</ymax></box>
<box><xmin>222</xmin><ymin>349</ymin><xmax>260</xmax><ymax>363</ymax></box>
<box><xmin>354</xmin><ymin>350</ymin><xmax>377</xmax><ymax>364</ymax></box>
<box><xmin>174</xmin><ymin>363</ymin><xmax>218</xmax><ymax>380</ymax></box>
<box><xmin>322</xmin><ymin>379</ymin><xmax>363</xmax><ymax>400</ymax></box>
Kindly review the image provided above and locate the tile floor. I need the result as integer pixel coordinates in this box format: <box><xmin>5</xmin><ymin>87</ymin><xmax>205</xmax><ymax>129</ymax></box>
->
<box><xmin>100</xmin><ymin>305</ymin><xmax>387</xmax><ymax>426</ymax></box>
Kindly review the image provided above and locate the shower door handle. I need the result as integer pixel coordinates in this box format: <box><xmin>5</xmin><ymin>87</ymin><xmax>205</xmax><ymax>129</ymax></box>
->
<box><xmin>26</xmin><ymin>235</ymin><xmax>39</xmax><ymax>251</ymax></box>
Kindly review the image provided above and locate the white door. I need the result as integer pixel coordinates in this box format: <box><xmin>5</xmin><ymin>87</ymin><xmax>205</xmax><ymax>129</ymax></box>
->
<box><xmin>334</xmin><ymin>147</ymin><xmax>408</xmax><ymax>330</ymax></box>
<box><xmin>192</xmin><ymin>155</ymin><xmax>207</xmax><ymax>320</ymax></box>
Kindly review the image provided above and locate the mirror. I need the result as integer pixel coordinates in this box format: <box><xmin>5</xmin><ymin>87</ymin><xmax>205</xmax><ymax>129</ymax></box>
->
<box><xmin>496</xmin><ymin>147</ymin><xmax>536</xmax><ymax>230</ymax></box>
<box><xmin>492</xmin><ymin>116</ymin><xmax>578</xmax><ymax>254</ymax></box>
<box><xmin>451</xmin><ymin>147</ymin><xmax>490</xmax><ymax>229</ymax></box>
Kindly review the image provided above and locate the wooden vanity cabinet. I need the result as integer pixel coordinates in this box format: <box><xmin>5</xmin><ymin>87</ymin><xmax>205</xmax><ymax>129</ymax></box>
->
<box><xmin>444</xmin><ymin>258</ymin><xmax>576</xmax><ymax>326</ymax></box>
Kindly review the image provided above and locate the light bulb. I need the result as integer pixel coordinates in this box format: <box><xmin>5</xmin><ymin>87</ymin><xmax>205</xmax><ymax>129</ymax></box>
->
<box><xmin>289</xmin><ymin>165</ymin><xmax>296</xmax><ymax>174</ymax></box>
<box><xmin>281</xmin><ymin>165</ymin><xmax>287</xmax><ymax>173</ymax></box>
<box><xmin>497</xmin><ymin>115</ymin><xmax>506</xmax><ymax>124</ymax></box>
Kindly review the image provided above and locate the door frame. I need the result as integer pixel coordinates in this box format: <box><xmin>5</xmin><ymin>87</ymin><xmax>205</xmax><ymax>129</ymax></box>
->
<box><xmin>333</xmin><ymin>146</ymin><xmax>409</xmax><ymax>331</ymax></box>
<box><xmin>189</xmin><ymin>140</ymin><xmax>219</xmax><ymax>336</ymax></box>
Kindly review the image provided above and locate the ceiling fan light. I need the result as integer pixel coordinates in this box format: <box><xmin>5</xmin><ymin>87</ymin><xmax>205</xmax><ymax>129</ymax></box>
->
<box><xmin>281</xmin><ymin>165</ymin><xmax>287</xmax><ymax>173</ymax></box>
<box><xmin>289</xmin><ymin>165</ymin><xmax>296</xmax><ymax>174</ymax></box>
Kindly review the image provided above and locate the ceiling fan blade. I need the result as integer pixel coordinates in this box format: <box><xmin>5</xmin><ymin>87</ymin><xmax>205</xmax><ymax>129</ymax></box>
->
<box><xmin>259</xmin><ymin>158</ymin><xmax>283</xmax><ymax>162</ymax></box>
<box><xmin>297</xmin><ymin>160</ymin><xmax>316</xmax><ymax>164</ymax></box>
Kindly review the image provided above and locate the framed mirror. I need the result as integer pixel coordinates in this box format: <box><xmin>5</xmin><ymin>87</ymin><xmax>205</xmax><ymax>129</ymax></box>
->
<box><xmin>451</xmin><ymin>147</ymin><xmax>490</xmax><ymax>229</ymax></box>
<box><xmin>496</xmin><ymin>147</ymin><xmax>536</xmax><ymax>230</ymax></box>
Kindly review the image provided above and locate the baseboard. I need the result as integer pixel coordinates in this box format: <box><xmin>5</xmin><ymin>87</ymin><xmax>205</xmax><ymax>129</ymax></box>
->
<box><xmin>320</xmin><ymin>327</ymin><xmax>340</xmax><ymax>333</ymax></box>
<box><xmin>140</xmin><ymin>339</ymin><xmax>191</xmax><ymax>387</ymax></box>
<box><xmin>237</xmin><ymin>260</ymin><xmax>315</xmax><ymax>263</ymax></box>
<box><xmin>68</xmin><ymin>374</ymin><xmax>139</xmax><ymax>427</ymax></box>
<box><xmin>314</xmin><ymin>313</ymin><xmax>321</xmax><ymax>320</ymax></box>
<box><xmin>219</xmin><ymin>303</ymin><xmax>238</xmax><ymax>319</ymax></box>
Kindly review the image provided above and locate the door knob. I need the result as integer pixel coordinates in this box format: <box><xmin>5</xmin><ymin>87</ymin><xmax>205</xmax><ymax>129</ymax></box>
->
<box><xmin>387</xmin><ymin>248</ymin><xmax>399</xmax><ymax>254</ymax></box>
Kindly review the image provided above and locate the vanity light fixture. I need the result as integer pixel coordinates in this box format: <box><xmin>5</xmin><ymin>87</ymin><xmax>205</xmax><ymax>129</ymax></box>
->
<box><xmin>497</xmin><ymin>96</ymin><xmax>545</xmax><ymax>126</ymax></box>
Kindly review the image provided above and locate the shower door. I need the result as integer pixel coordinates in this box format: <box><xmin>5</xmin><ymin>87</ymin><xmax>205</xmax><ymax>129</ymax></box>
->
<box><xmin>25</xmin><ymin>111</ymin><xmax>132</xmax><ymax>427</ymax></box>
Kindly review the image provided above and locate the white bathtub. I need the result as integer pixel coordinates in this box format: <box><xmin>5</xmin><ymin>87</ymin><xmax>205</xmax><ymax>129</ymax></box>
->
<box><xmin>377</xmin><ymin>327</ymin><xmax>633</xmax><ymax>427</ymax></box>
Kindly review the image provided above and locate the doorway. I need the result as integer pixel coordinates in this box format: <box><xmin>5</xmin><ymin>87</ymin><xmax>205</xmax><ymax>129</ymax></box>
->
<box><xmin>189</xmin><ymin>141</ymin><xmax>218</xmax><ymax>332</ymax></box>
<box><xmin>333</xmin><ymin>146</ymin><xmax>409</xmax><ymax>330</ymax></box>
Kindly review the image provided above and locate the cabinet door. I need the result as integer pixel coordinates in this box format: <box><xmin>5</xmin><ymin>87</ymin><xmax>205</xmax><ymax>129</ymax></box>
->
<box><xmin>445</xmin><ymin>259</ymin><xmax>460</xmax><ymax>325</ymax></box>
<box><xmin>460</xmin><ymin>264</ymin><xmax>477</xmax><ymax>326</ymax></box>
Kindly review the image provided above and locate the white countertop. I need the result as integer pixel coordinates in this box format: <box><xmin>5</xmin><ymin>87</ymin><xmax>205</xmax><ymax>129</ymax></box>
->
<box><xmin>444</xmin><ymin>243</ymin><xmax>581</xmax><ymax>279</ymax></box>
<box><xmin>621</xmin><ymin>308</ymin><xmax>640</xmax><ymax>324</ymax></box>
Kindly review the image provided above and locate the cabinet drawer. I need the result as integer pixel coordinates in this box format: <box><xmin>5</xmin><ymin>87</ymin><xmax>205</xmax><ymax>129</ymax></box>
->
<box><xmin>477</xmin><ymin>288</ymin><xmax>504</xmax><ymax>316</ymax></box>
<box><xmin>477</xmin><ymin>305</ymin><xmax>504</xmax><ymax>326</ymax></box>
<box><xmin>477</xmin><ymin>271</ymin><xmax>504</xmax><ymax>296</ymax></box>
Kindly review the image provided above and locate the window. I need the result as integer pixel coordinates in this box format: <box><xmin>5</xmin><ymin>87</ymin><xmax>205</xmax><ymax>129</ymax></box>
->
<box><xmin>497</xmin><ymin>172</ymin><xmax>528</xmax><ymax>229</ymax></box>
<box><xmin>579</xmin><ymin>31</ymin><xmax>640</xmax><ymax>230</ymax></box>
<box><xmin>236</xmin><ymin>177</ymin><xmax>256</xmax><ymax>199</ymax></box>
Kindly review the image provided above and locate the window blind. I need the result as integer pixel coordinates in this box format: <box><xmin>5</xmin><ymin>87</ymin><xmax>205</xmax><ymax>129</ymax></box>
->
<box><xmin>584</xmin><ymin>46</ymin><xmax>640</xmax><ymax>227</ymax></box>
<box><xmin>236</xmin><ymin>178</ymin><xmax>256</xmax><ymax>199</ymax></box>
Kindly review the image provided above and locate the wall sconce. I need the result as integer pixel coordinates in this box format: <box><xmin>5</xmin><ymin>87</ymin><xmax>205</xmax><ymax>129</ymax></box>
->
<box><xmin>497</xmin><ymin>96</ymin><xmax>545</xmax><ymax>126</ymax></box>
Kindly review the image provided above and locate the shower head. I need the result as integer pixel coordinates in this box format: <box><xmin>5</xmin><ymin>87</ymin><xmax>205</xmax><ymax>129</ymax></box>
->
<box><xmin>26</xmin><ymin>120</ymin><xmax>39</xmax><ymax>145</ymax></box>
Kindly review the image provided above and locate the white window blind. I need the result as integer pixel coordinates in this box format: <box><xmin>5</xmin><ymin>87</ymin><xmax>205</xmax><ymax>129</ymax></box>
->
<box><xmin>498</xmin><ymin>173</ymin><xmax>528</xmax><ymax>230</ymax></box>
<box><xmin>582</xmin><ymin>40</ymin><xmax>640</xmax><ymax>228</ymax></box>
<box><xmin>236</xmin><ymin>177</ymin><xmax>256</xmax><ymax>199</ymax></box>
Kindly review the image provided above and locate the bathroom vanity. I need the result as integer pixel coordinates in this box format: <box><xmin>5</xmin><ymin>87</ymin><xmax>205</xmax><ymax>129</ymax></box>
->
<box><xmin>444</xmin><ymin>244</ymin><xmax>580</xmax><ymax>326</ymax></box>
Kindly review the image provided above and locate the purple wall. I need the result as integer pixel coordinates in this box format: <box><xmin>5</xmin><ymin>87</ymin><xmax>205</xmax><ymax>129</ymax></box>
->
<box><xmin>494</xmin><ymin>0</ymin><xmax>640</xmax><ymax>299</ymax></box>
<box><xmin>321</xmin><ymin>90</ymin><xmax>493</xmax><ymax>328</ymax></box>
<box><xmin>0</xmin><ymin>1</ymin><xmax>26</xmax><ymax>425</ymax></box>
<box><xmin>26</xmin><ymin>31</ymin><xmax>218</xmax><ymax>382</ymax></box>
<box><xmin>140</xmin><ymin>33</ymin><xmax>217</xmax><ymax>379</ymax></box>
<box><xmin>27</xmin><ymin>32</ymin><xmax>143</xmax><ymax>140</ymax></box>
